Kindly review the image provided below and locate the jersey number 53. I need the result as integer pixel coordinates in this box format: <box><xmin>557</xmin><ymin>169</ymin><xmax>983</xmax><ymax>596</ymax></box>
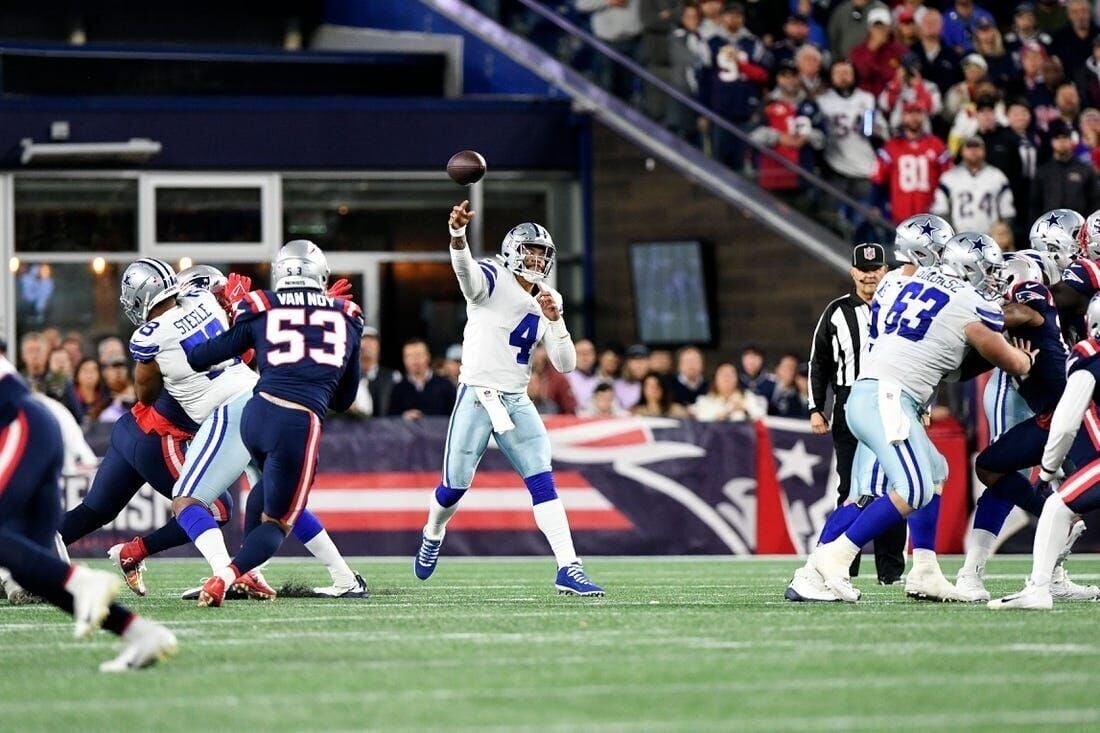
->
<box><xmin>266</xmin><ymin>308</ymin><xmax>347</xmax><ymax>367</ymax></box>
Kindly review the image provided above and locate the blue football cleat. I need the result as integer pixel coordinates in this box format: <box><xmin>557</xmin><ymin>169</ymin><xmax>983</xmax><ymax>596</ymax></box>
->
<box><xmin>555</xmin><ymin>563</ymin><xmax>604</xmax><ymax>596</ymax></box>
<box><xmin>414</xmin><ymin>533</ymin><xmax>443</xmax><ymax>580</ymax></box>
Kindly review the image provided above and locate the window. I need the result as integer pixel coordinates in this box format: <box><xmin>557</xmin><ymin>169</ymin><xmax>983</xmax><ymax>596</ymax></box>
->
<box><xmin>155</xmin><ymin>187</ymin><xmax>262</xmax><ymax>244</ymax></box>
<box><xmin>14</xmin><ymin>178</ymin><xmax>137</xmax><ymax>252</ymax></box>
<box><xmin>13</xmin><ymin>261</ymin><xmax>130</xmax><ymax>346</ymax></box>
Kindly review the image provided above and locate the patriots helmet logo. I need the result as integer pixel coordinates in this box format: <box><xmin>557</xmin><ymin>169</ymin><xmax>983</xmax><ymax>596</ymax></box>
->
<box><xmin>1064</xmin><ymin>268</ymin><xmax>1085</xmax><ymax>284</ymax></box>
<box><xmin>1015</xmin><ymin>289</ymin><xmax>1044</xmax><ymax>303</ymax></box>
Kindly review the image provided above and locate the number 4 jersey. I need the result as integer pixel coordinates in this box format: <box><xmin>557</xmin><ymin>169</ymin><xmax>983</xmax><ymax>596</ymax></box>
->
<box><xmin>129</xmin><ymin>288</ymin><xmax>258</xmax><ymax>423</ymax></box>
<box><xmin>865</xmin><ymin>266</ymin><xmax>1004</xmax><ymax>404</ymax></box>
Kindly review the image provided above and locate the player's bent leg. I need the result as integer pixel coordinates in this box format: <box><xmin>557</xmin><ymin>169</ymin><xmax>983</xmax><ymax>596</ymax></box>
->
<box><xmin>988</xmin><ymin>493</ymin><xmax>1071</xmax><ymax>611</ymax></box>
<box><xmin>200</xmin><ymin>516</ymin><xmax>287</xmax><ymax>607</ymax></box>
<box><xmin>293</xmin><ymin>510</ymin><xmax>369</xmax><ymax>598</ymax></box>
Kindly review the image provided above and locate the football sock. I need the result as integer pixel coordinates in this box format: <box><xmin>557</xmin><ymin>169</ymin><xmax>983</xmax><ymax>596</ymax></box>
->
<box><xmin>819</xmin><ymin>503</ymin><xmax>861</xmax><ymax>544</ymax></box>
<box><xmin>844</xmin><ymin>496</ymin><xmax>905</xmax><ymax>548</ymax></box>
<box><xmin>525</xmin><ymin>473</ymin><xmax>579</xmax><ymax>568</ymax></box>
<box><xmin>140</xmin><ymin>521</ymin><xmax>190</xmax><ymax>558</ymax></box>
<box><xmin>911</xmin><ymin>548</ymin><xmax>937</xmax><ymax>569</ymax></box>
<box><xmin>1030</xmin><ymin>494</ymin><xmax>1075</xmax><ymax>589</ymax></box>
<box><xmin>425</xmin><ymin>485</ymin><xmax>465</xmax><ymax>540</ymax></box>
<box><xmin>54</xmin><ymin>533</ymin><xmax>70</xmax><ymax>563</ymax></box>
<box><xmin>177</xmin><ymin>504</ymin><xmax>232</xmax><ymax>573</ymax></box>
<box><xmin>294</xmin><ymin>512</ymin><xmax>355</xmax><ymax>586</ymax></box>
<box><xmin>59</xmin><ymin>504</ymin><xmax>110</xmax><ymax>545</ymax></box>
<box><xmin>228</xmin><ymin>521</ymin><xmax>287</xmax><ymax>578</ymax></box>
<box><xmin>960</xmin><ymin>528</ymin><xmax>997</xmax><ymax>576</ymax></box>
<box><xmin>972</xmin><ymin>489</ymin><xmax>1015</xmax><ymax>535</ymax></box>
<box><xmin>908</xmin><ymin>495</ymin><xmax>940</xmax><ymax>551</ymax></box>
<box><xmin>991</xmin><ymin>472</ymin><xmax>1049</xmax><ymax>517</ymax></box>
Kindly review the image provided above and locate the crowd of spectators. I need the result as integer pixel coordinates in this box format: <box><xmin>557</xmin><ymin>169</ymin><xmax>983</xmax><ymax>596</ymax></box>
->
<box><xmin>476</xmin><ymin>0</ymin><xmax>1100</xmax><ymax>245</ymax></box>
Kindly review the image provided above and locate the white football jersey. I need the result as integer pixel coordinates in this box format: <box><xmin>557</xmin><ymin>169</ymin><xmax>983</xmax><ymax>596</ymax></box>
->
<box><xmin>816</xmin><ymin>88</ymin><xmax>880</xmax><ymax>179</ymax></box>
<box><xmin>129</xmin><ymin>289</ymin><xmax>257</xmax><ymax>422</ymax></box>
<box><xmin>458</xmin><ymin>257</ymin><xmax>563</xmax><ymax>394</ymax></box>
<box><xmin>932</xmin><ymin>164</ymin><xmax>1015</xmax><ymax>234</ymax></box>
<box><xmin>864</xmin><ymin>266</ymin><xmax>1003</xmax><ymax>404</ymax></box>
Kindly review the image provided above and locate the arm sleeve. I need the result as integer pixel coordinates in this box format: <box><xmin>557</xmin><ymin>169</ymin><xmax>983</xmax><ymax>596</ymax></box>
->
<box><xmin>186</xmin><ymin>320</ymin><xmax>255</xmax><ymax>372</ymax></box>
<box><xmin>1041</xmin><ymin>369</ymin><xmax>1096</xmax><ymax>478</ymax></box>
<box><xmin>544</xmin><ymin>317</ymin><xmax>577</xmax><ymax>374</ymax></box>
<box><xmin>331</xmin><ymin>326</ymin><xmax>362</xmax><ymax>413</ymax></box>
<box><xmin>807</xmin><ymin>303</ymin><xmax>835</xmax><ymax>413</ymax></box>
<box><xmin>450</xmin><ymin>245</ymin><xmax>492</xmax><ymax>305</ymax></box>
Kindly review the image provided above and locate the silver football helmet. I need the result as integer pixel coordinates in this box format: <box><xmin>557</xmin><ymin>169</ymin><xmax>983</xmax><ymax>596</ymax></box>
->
<box><xmin>998</xmin><ymin>253</ymin><xmax>1043</xmax><ymax>302</ymax></box>
<box><xmin>119</xmin><ymin>259</ymin><xmax>179</xmax><ymax>326</ymax></box>
<box><xmin>894</xmin><ymin>214</ymin><xmax>955</xmax><ymax>267</ymax></box>
<box><xmin>501</xmin><ymin>223</ymin><xmax>555</xmax><ymax>283</ymax></box>
<box><xmin>1089</xmin><ymin>293</ymin><xmax>1100</xmax><ymax>339</ymax></box>
<box><xmin>1030</xmin><ymin>208</ymin><xmax>1084</xmax><ymax>246</ymax></box>
<box><xmin>178</xmin><ymin>264</ymin><xmax>227</xmax><ymax>294</ymax></box>
<box><xmin>273</xmin><ymin>239</ymin><xmax>329</xmax><ymax>291</ymax></box>
<box><xmin>1031</xmin><ymin>227</ymin><xmax>1079</xmax><ymax>271</ymax></box>
<box><xmin>1018</xmin><ymin>250</ymin><xmax>1062</xmax><ymax>287</ymax></box>
<box><xmin>940</xmin><ymin>232</ymin><xmax>1005</xmax><ymax>294</ymax></box>
<box><xmin>1082</xmin><ymin>209</ymin><xmax>1100</xmax><ymax>260</ymax></box>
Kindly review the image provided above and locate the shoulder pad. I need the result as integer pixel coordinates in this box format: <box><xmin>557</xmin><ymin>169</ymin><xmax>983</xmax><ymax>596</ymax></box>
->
<box><xmin>1009</xmin><ymin>281</ymin><xmax>1054</xmax><ymax>308</ymax></box>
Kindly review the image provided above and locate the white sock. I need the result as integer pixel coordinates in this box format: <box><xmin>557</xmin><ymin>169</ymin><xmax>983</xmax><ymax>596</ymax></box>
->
<box><xmin>54</xmin><ymin>533</ymin><xmax>71</xmax><ymax>564</ymax></box>
<box><xmin>194</xmin><ymin>528</ymin><xmax>232</xmax><ymax>575</ymax></box>
<box><xmin>1031</xmin><ymin>494</ymin><xmax>1075</xmax><ymax>589</ymax></box>
<box><xmin>532</xmin><ymin>499</ymin><xmax>579</xmax><ymax>568</ymax></box>
<box><xmin>834</xmin><ymin>535</ymin><xmax>860</xmax><ymax>563</ymax></box>
<box><xmin>912</xmin><ymin>548</ymin><xmax>937</xmax><ymax>569</ymax></box>
<box><xmin>960</xmin><ymin>529</ymin><xmax>996</xmax><ymax>576</ymax></box>
<box><xmin>63</xmin><ymin>564</ymin><xmax>90</xmax><ymax>593</ymax></box>
<box><xmin>425</xmin><ymin>495</ymin><xmax>460</xmax><ymax>540</ymax></box>
<box><xmin>304</xmin><ymin>530</ymin><xmax>355</xmax><ymax>586</ymax></box>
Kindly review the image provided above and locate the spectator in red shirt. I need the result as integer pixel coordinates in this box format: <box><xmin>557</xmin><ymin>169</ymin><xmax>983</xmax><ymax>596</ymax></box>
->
<box><xmin>849</xmin><ymin>7</ymin><xmax>908</xmax><ymax>97</ymax></box>
<box><xmin>871</xmin><ymin>100</ymin><xmax>953</xmax><ymax>223</ymax></box>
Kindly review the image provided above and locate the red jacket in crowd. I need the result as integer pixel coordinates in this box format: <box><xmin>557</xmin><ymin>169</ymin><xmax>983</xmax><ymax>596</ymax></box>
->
<box><xmin>849</xmin><ymin>39</ymin><xmax>908</xmax><ymax>97</ymax></box>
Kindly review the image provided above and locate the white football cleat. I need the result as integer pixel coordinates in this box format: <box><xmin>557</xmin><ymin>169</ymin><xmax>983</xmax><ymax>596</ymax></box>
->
<box><xmin>313</xmin><ymin>572</ymin><xmax>370</xmax><ymax>599</ymax></box>
<box><xmin>988</xmin><ymin>581</ymin><xmax>1053</xmax><ymax>611</ymax></box>
<box><xmin>99</xmin><ymin>618</ymin><xmax>178</xmax><ymax>672</ymax></box>
<box><xmin>784</xmin><ymin>566</ymin><xmax>838</xmax><ymax>602</ymax></box>
<box><xmin>905</xmin><ymin>563</ymin><xmax>963</xmax><ymax>602</ymax></box>
<box><xmin>809</xmin><ymin>543</ymin><xmax>860</xmax><ymax>602</ymax></box>
<box><xmin>954</xmin><ymin>570</ymin><xmax>991</xmax><ymax>602</ymax></box>
<box><xmin>1050</xmin><ymin>565</ymin><xmax>1100</xmax><ymax>601</ymax></box>
<box><xmin>70</xmin><ymin>567</ymin><xmax>122</xmax><ymax>639</ymax></box>
<box><xmin>1056</xmin><ymin>519</ymin><xmax>1086</xmax><ymax>566</ymax></box>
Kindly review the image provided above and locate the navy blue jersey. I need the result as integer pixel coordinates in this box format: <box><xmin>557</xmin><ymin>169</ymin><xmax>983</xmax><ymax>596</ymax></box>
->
<box><xmin>1007</xmin><ymin>281</ymin><xmax>1067</xmax><ymax>415</ymax></box>
<box><xmin>0</xmin><ymin>363</ymin><xmax>31</xmax><ymax>427</ymax></box>
<box><xmin>1067</xmin><ymin>338</ymin><xmax>1100</xmax><ymax>403</ymax></box>
<box><xmin>185</xmin><ymin>288</ymin><xmax>363</xmax><ymax>418</ymax></box>
<box><xmin>152</xmin><ymin>390</ymin><xmax>200</xmax><ymax>434</ymax></box>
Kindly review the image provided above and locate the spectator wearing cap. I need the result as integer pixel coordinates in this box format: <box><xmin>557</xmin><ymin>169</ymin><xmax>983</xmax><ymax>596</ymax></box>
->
<box><xmin>772</xmin><ymin>13</ymin><xmax>825</xmax><ymax>70</ymax></box>
<box><xmin>878</xmin><ymin>53</ymin><xmax>943</xmax><ymax>131</ymax></box>
<box><xmin>671</xmin><ymin>346</ymin><xmax>708</xmax><ymax>406</ymax></box>
<box><xmin>566</xmin><ymin>338</ymin><xmax>601</xmax><ymax>408</ymax></box>
<box><xmin>910</xmin><ymin>9</ymin><xmax>962</xmax><ymax>103</ymax></box>
<box><xmin>1005</xmin><ymin>3</ymin><xmax>1053</xmax><ymax>62</ymax></box>
<box><xmin>388</xmin><ymin>338</ymin><xmax>457</xmax><ymax>420</ymax></box>
<box><xmin>667</xmin><ymin>3</ymin><xmax>711</xmax><ymax>140</ymax></box>
<box><xmin>1075</xmin><ymin>35</ymin><xmax>1100</xmax><ymax>110</ymax></box>
<box><xmin>870</xmin><ymin>100</ymin><xmax>952</xmax><ymax>223</ymax></box>
<box><xmin>1034</xmin><ymin>0</ymin><xmax>1068</xmax><ymax>35</ymax></box>
<box><xmin>703</xmin><ymin>2</ymin><xmax>770</xmax><ymax>174</ymax></box>
<box><xmin>894</xmin><ymin>7</ymin><xmax>920</xmax><ymax>46</ymax></box>
<box><xmin>576</xmin><ymin>0</ymin><xmax>644</xmax><ymax>103</ymax></box>
<box><xmin>749</xmin><ymin>59</ymin><xmax>825</xmax><ymax>208</ymax></box>
<box><xmin>738</xmin><ymin>344</ymin><xmax>776</xmax><ymax>403</ymax></box>
<box><xmin>1031</xmin><ymin>119</ymin><xmax>1100</xmax><ymax>215</ymax></box>
<box><xmin>932</xmin><ymin>135</ymin><xmax>1015</xmax><ymax>234</ymax></box>
<box><xmin>1052</xmin><ymin>0</ymin><xmax>1099</xmax><ymax>74</ymax></box>
<box><xmin>972</xmin><ymin>16</ymin><xmax>1014</xmax><ymax>90</ymax></box>
<box><xmin>350</xmin><ymin>327</ymin><xmax>401</xmax><ymax>418</ymax></box>
<box><xmin>808</xmin><ymin>242</ymin><xmax>905</xmax><ymax>583</ymax></box>
<box><xmin>769</xmin><ymin>353</ymin><xmax>810</xmax><ymax>419</ymax></box>
<box><xmin>942</xmin><ymin>0</ymin><xmax>996</xmax><ymax>55</ymax></box>
<box><xmin>828</xmin><ymin>0</ymin><xmax>889</xmax><ymax>60</ymax></box>
<box><xmin>848</xmin><ymin>7</ymin><xmax>908</xmax><ymax>97</ymax></box>
<box><xmin>614</xmin><ymin>344</ymin><xmax>651</xmax><ymax>411</ymax></box>
<box><xmin>943</xmin><ymin>53</ymin><xmax>988</xmax><ymax>123</ymax></box>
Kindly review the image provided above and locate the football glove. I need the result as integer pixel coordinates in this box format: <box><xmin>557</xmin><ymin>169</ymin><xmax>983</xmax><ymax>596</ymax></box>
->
<box><xmin>327</xmin><ymin>278</ymin><xmax>353</xmax><ymax>299</ymax></box>
<box><xmin>224</xmin><ymin>272</ymin><xmax>252</xmax><ymax>310</ymax></box>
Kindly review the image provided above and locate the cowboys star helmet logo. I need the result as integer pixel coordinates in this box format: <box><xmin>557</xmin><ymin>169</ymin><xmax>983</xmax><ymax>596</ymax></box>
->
<box><xmin>918</xmin><ymin>220</ymin><xmax>937</xmax><ymax>238</ymax></box>
<box><xmin>967</xmin><ymin>237</ymin><xmax>985</xmax><ymax>255</ymax></box>
<box><xmin>1043</xmin><ymin>212</ymin><xmax>1062</xmax><ymax>229</ymax></box>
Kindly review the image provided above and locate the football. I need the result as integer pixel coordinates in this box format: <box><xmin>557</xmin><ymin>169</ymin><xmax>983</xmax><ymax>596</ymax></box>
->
<box><xmin>446</xmin><ymin>149</ymin><xmax>487</xmax><ymax>185</ymax></box>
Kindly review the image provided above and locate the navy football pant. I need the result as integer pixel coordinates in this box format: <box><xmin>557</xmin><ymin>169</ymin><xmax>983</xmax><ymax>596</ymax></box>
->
<box><xmin>242</xmin><ymin>396</ymin><xmax>321</xmax><ymax>526</ymax></box>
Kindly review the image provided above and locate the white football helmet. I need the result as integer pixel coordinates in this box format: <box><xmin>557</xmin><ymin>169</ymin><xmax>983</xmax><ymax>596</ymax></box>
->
<box><xmin>178</xmin><ymin>264</ymin><xmax>227</xmax><ymax>294</ymax></box>
<box><xmin>998</xmin><ymin>253</ymin><xmax>1043</xmax><ymax>302</ymax></box>
<box><xmin>500</xmin><ymin>223</ymin><xmax>555</xmax><ymax>283</ymax></box>
<box><xmin>1082</xmin><ymin>209</ymin><xmax>1100</xmax><ymax>260</ymax></box>
<box><xmin>119</xmin><ymin>259</ymin><xmax>179</xmax><ymax>326</ymax></box>
<box><xmin>894</xmin><ymin>214</ymin><xmax>955</xmax><ymax>267</ymax></box>
<box><xmin>1089</xmin><ymin>293</ymin><xmax>1100</xmax><ymax>339</ymax></box>
<box><xmin>1030</xmin><ymin>208</ymin><xmax>1084</xmax><ymax>247</ymax></box>
<box><xmin>273</xmin><ymin>240</ymin><xmax>329</xmax><ymax>291</ymax></box>
<box><xmin>1031</xmin><ymin>227</ymin><xmax>1079</xmax><ymax>271</ymax></box>
<box><xmin>940</xmin><ymin>232</ymin><xmax>1005</xmax><ymax>294</ymax></box>
<box><xmin>1017</xmin><ymin>250</ymin><xmax>1062</xmax><ymax>287</ymax></box>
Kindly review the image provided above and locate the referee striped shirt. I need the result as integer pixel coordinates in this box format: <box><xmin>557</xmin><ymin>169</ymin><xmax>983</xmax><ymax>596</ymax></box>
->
<box><xmin>808</xmin><ymin>293</ymin><xmax>871</xmax><ymax>414</ymax></box>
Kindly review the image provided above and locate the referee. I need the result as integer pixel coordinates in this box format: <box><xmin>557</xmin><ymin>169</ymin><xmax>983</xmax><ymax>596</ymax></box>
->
<box><xmin>808</xmin><ymin>242</ymin><xmax>905</xmax><ymax>583</ymax></box>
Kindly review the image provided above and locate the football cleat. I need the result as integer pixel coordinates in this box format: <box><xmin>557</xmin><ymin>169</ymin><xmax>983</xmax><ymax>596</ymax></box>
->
<box><xmin>70</xmin><ymin>567</ymin><xmax>123</xmax><ymax>639</ymax></box>
<box><xmin>313</xmin><ymin>573</ymin><xmax>370</xmax><ymax>599</ymax></box>
<box><xmin>107</xmin><ymin>538</ymin><xmax>148</xmax><ymax>597</ymax></box>
<box><xmin>809</xmin><ymin>543</ymin><xmax>860</xmax><ymax>602</ymax></box>
<box><xmin>1050</xmin><ymin>565</ymin><xmax>1100</xmax><ymax>601</ymax></box>
<box><xmin>988</xmin><ymin>580</ymin><xmax>1053</xmax><ymax>611</ymax></box>
<box><xmin>785</xmin><ymin>566</ymin><xmax>838</xmax><ymax>602</ymax></box>
<box><xmin>905</xmin><ymin>563</ymin><xmax>963</xmax><ymax>602</ymax></box>
<box><xmin>231</xmin><ymin>570</ymin><xmax>277</xmax><ymax>601</ymax></box>
<box><xmin>555</xmin><ymin>562</ymin><xmax>604</xmax><ymax>596</ymax></box>
<box><xmin>196</xmin><ymin>576</ymin><xmax>227</xmax><ymax>608</ymax></box>
<box><xmin>414</xmin><ymin>532</ymin><xmax>444</xmax><ymax>580</ymax></box>
<box><xmin>99</xmin><ymin>618</ymin><xmax>178</xmax><ymax>673</ymax></box>
<box><xmin>1056</xmin><ymin>519</ymin><xmax>1086</xmax><ymax>567</ymax></box>
<box><xmin>954</xmin><ymin>570</ymin><xmax>991</xmax><ymax>602</ymax></box>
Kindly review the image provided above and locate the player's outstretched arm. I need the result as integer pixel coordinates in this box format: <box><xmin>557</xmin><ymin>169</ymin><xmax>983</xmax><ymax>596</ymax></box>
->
<box><xmin>963</xmin><ymin>322</ymin><xmax>1032</xmax><ymax>376</ymax></box>
<box><xmin>1040</xmin><ymin>369</ymin><xmax>1096</xmax><ymax>481</ymax></box>
<box><xmin>448</xmin><ymin>200</ymin><xmax>491</xmax><ymax>304</ymax></box>
<box><xmin>186</xmin><ymin>320</ymin><xmax>255</xmax><ymax>372</ymax></box>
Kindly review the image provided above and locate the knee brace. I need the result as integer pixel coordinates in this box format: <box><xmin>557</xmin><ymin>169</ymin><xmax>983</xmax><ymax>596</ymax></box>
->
<box><xmin>524</xmin><ymin>472</ymin><xmax>558</xmax><ymax>506</ymax></box>
<box><xmin>435</xmin><ymin>485</ymin><xmax>466</xmax><ymax>508</ymax></box>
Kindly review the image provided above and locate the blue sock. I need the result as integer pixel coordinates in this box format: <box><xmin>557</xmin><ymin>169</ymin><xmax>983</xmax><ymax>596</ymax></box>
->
<box><xmin>845</xmin><ymin>496</ymin><xmax>905</xmax><ymax>548</ymax></box>
<box><xmin>177</xmin><ymin>504</ymin><xmax>218</xmax><ymax>543</ymax></box>
<box><xmin>524</xmin><ymin>471</ymin><xmax>558</xmax><ymax>505</ymax></box>
<box><xmin>907</xmin><ymin>494</ymin><xmax>939</xmax><ymax>551</ymax></box>
<box><xmin>292</xmin><ymin>509</ymin><xmax>324</xmax><ymax>544</ymax></box>
<box><xmin>819</xmin><ymin>503</ymin><xmax>861</xmax><ymax>544</ymax></box>
<box><xmin>435</xmin><ymin>485</ymin><xmax>466</xmax><ymax>508</ymax></box>
<box><xmin>973</xmin><ymin>490</ymin><xmax>1015</xmax><ymax>535</ymax></box>
<box><xmin>141</xmin><ymin>520</ymin><xmax>191</xmax><ymax>556</ymax></box>
<box><xmin>991</xmin><ymin>471</ymin><xmax>1049</xmax><ymax>517</ymax></box>
<box><xmin>231</xmin><ymin>522</ymin><xmax>287</xmax><ymax>576</ymax></box>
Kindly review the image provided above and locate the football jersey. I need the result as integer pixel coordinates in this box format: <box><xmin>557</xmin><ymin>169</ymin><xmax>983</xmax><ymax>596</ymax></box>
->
<box><xmin>1005</xmin><ymin>281</ymin><xmax>1067</xmax><ymax>415</ymax></box>
<box><xmin>128</xmin><ymin>289</ymin><xmax>257</xmax><ymax>423</ymax></box>
<box><xmin>863</xmin><ymin>266</ymin><xmax>1003</xmax><ymax>404</ymax></box>
<box><xmin>1058</xmin><ymin>259</ymin><xmax>1100</xmax><ymax>341</ymax></box>
<box><xmin>871</xmin><ymin>135</ymin><xmax>952</xmax><ymax>224</ymax></box>
<box><xmin>1066</xmin><ymin>339</ymin><xmax>1100</xmax><ymax>402</ymax></box>
<box><xmin>932</xmin><ymin>164</ymin><xmax>1015</xmax><ymax>235</ymax></box>
<box><xmin>459</xmin><ymin>257</ymin><xmax>565</xmax><ymax>394</ymax></box>
<box><xmin>185</xmin><ymin>288</ymin><xmax>363</xmax><ymax>419</ymax></box>
<box><xmin>817</xmin><ymin>88</ymin><xmax>879</xmax><ymax>179</ymax></box>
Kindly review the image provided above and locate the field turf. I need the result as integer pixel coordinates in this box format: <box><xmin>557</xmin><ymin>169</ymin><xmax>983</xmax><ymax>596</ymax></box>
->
<box><xmin>2</xmin><ymin>556</ymin><xmax>1100</xmax><ymax>732</ymax></box>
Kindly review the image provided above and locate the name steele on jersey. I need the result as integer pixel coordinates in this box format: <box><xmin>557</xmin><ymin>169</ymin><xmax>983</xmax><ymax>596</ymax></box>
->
<box><xmin>172</xmin><ymin>302</ymin><xmax>215</xmax><ymax>335</ymax></box>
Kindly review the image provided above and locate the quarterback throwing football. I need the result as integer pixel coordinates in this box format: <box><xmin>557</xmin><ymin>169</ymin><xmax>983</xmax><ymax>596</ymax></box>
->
<box><xmin>413</xmin><ymin>201</ymin><xmax>603</xmax><ymax>596</ymax></box>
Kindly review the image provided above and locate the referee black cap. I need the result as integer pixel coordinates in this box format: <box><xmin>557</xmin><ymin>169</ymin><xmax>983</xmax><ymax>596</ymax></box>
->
<box><xmin>852</xmin><ymin>242</ymin><xmax>886</xmax><ymax>270</ymax></box>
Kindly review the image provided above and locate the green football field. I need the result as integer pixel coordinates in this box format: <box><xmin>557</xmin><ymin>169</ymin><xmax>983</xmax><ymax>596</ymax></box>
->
<box><xmin>2</xmin><ymin>556</ymin><xmax>1100</xmax><ymax>732</ymax></box>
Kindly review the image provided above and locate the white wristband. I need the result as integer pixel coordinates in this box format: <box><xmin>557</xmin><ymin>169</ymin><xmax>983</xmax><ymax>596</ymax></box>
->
<box><xmin>547</xmin><ymin>318</ymin><xmax>569</xmax><ymax>337</ymax></box>
<box><xmin>449</xmin><ymin>224</ymin><xmax>467</xmax><ymax>238</ymax></box>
